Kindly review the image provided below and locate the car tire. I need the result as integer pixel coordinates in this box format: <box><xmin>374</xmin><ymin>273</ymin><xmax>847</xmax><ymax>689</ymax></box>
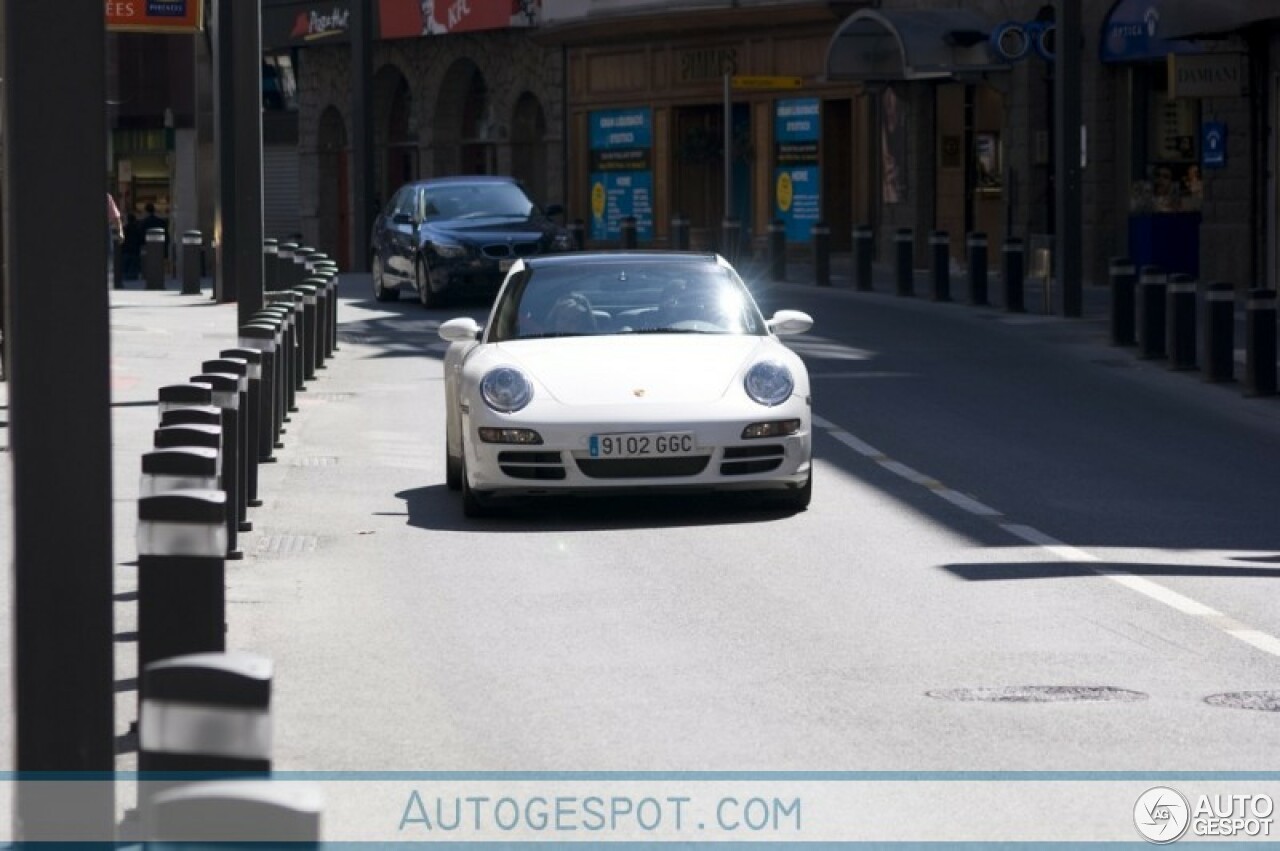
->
<box><xmin>372</xmin><ymin>256</ymin><xmax>398</xmax><ymax>302</ymax></box>
<box><xmin>445</xmin><ymin>412</ymin><xmax>463</xmax><ymax>491</ymax></box>
<box><xmin>460</xmin><ymin>450</ymin><xmax>497</xmax><ymax>518</ymax></box>
<box><xmin>771</xmin><ymin>470</ymin><xmax>812</xmax><ymax>512</ymax></box>
<box><xmin>416</xmin><ymin>258</ymin><xmax>441</xmax><ymax>310</ymax></box>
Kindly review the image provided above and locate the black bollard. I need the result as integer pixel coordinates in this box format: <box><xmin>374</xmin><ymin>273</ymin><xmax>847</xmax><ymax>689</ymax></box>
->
<box><xmin>811</xmin><ymin>221</ymin><xmax>831</xmax><ymax>287</ymax></box>
<box><xmin>159</xmin><ymin>405</ymin><xmax>221</xmax><ymax>431</ymax></box>
<box><xmin>1001</xmin><ymin>238</ymin><xmax>1025</xmax><ymax>312</ymax></box>
<box><xmin>1202</xmin><ymin>282</ymin><xmax>1236</xmax><ymax>383</ymax></box>
<box><xmin>136</xmin><ymin>491</ymin><xmax>228</xmax><ymax>679</ymax></box>
<box><xmin>190</xmin><ymin>373</ymin><xmax>244</xmax><ymax>559</ymax></box>
<box><xmin>620</xmin><ymin>216</ymin><xmax>637</xmax><ymax>250</ymax></box>
<box><xmin>141</xmin><ymin>447</ymin><xmax>220</xmax><ymax>498</ymax></box>
<box><xmin>671</xmin><ymin>214</ymin><xmax>690</xmax><ymax>250</ymax></box>
<box><xmin>181</xmin><ymin>230</ymin><xmax>203</xmax><ymax>295</ymax></box>
<box><xmin>314</xmin><ymin>262</ymin><xmax>340</xmax><ymax>356</ymax></box>
<box><xmin>276</xmin><ymin>242</ymin><xmax>297</xmax><ymax>291</ymax></box>
<box><xmin>221</xmin><ymin>348</ymin><xmax>264</xmax><ymax>507</ymax></box>
<box><xmin>303</xmin><ymin>277</ymin><xmax>330</xmax><ymax>373</ymax></box>
<box><xmin>967</xmin><ymin>233</ymin><xmax>988</xmax><ymax>306</ymax></box>
<box><xmin>293</xmin><ymin>246</ymin><xmax>315</xmax><ymax>291</ymax></box>
<box><xmin>149</xmin><ymin>780</ymin><xmax>322</xmax><ymax>843</ymax></box>
<box><xmin>895</xmin><ymin>228</ymin><xmax>914</xmax><ymax>296</ymax></box>
<box><xmin>930</xmin><ymin>230</ymin><xmax>951</xmax><ymax>302</ymax></box>
<box><xmin>138</xmin><ymin>651</ymin><xmax>273</xmax><ymax>827</ymax></box>
<box><xmin>569</xmin><ymin>219</ymin><xmax>585</xmax><ymax>251</ymax></box>
<box><xmin>767</xmin><ymin>220</ymin><xmax>786</xmax><ymax>282</ymax></box>
<box><xmin>1166</xmin><ymin>273</ymin><xmax>1198</xmax><ymax>370</ymax></box>
<box><xmin>1245</xmin><ymin>289</ymin><xmax>1277</xmax><ymax>397</ymax></box>
<box><xmin>1137</xmin><ymin>265</ymin><xmax>1167</xmax><ymax>359</ymax></box>
<box><xmin>263</xmin><ymin>238</ymin><xmax>278</xmax><ymax>292</ymax></box>
<box><xmin>252</xmin><ymin>310</ymin><xmax>292</xmax><ymax>430</ymax></box>
<box><xmin>720</xmin><ymin>218</ymin><xmax>742</xmax><ymax>265</ymax></box>
<box><xmin>293</xmin><ymin>284</ymin><xmax>320</xmax><ymax>382</ymax></box>
<box><xmin>203</xmin><ymin>359</ymin><xmax>251</xmax><ymax>533</ymax></box>
<box><xmin>239</xmin><ymin>323</ymin><xmax>282</xmax><ymax>462</ymax></box>
<box><xmin>853</xmin><ymin>225</ymin><xmax>874</xmax><ymax>292</ymax></box>
<box><xmin>1109</xmin><ymin>258</ymin><xmax>1137</xmax><ymax>346</ymax></box>
<box><xmin>158</xmin><ymin>383</ymin><xmax>214</xmax><ymax>414</ymax></box>
<box><xmin>144</xmin><ymin>227</ymin><xmax>166</xmax><ymax>290</ymax></box>
<box><xmin>154</xmin><ymin>423</ymin><xmax>221</xmax><ymax>455</ymax></box>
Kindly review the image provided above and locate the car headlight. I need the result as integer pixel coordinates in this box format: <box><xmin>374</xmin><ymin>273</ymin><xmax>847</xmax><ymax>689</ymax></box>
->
<box><xmin>433</xmin><ymin>241</ymin><xmax>468</xmax><ymax>259</ymax></box>
<box><xmin>551</xmin><ymin>232</ymin><xmax>574</xmax><ymax>251</ymax></box>
<box><xmin>480</xmin><ymin>367</ymin><xmax>534</xmax><ymax>413</ymax></box>
<box><xmin>744</xmin><ymin>361</ymin><xmax>794</xmax><ymax>407</ymax></box>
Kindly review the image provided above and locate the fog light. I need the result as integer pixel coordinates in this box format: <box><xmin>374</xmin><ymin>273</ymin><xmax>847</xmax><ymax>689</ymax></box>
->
<box><xmin>478</xmin><ymin>427</ymin><xmax>543</xmax><ymax>444</ymax></box>
<box><xmin>741</xmin><ymin>419</ymin><xmax>801</xmax><ymax>439</ymax></box>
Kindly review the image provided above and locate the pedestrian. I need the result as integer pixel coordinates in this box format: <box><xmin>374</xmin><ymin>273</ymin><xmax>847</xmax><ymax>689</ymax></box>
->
<box><xmin>107</xmin><ymin>193</ymin><xmax>124</xmax><ymax>247</ymax></box>
<box><xmin>122</xmin><ymin>212</ymin><xmax>144</xmax><ymax>280</ymax></box>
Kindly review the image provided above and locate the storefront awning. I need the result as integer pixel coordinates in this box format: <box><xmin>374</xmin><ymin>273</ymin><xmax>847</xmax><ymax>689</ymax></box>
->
<box><xmin>1157</xmin><ymin>0</ymin><xmax>1278</xmax><ymax>39</ymax></box>
<box><xmin>823</xmin><ymin>8</ymin><xmax>1010</xmax><ymax>82</ymax></box>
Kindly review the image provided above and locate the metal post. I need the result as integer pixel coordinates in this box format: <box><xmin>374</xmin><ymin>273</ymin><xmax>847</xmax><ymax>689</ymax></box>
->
<box><xmin>351</xmin><ymin>0</ymin><xmax>375</xmax><ymax>272</ymax></box>
<box><xmin>1166</xmin><ymin>273</ymin><xmax>1198</xmax><ymax>370</ymax></box>
<box><xmin>930</xmin><ymin>231</ymin><xmax>951</xmax><ymax>302</ymax></box>
<box><xmin>854</xmin><ymin>225</ymin><xmax>874</xmax><ymax>292</ymax></box>
<box><xmin>145</xmin><ymin>228</ymin><xmax>167</xmax><ymax>290</ymax></box>
<box><xmin>316</xmin><ymin>262</ymin><xmax>340</xmax><ymax>356</ymax></box>
<box><xmin>1137</xmin><ymin>265</ymin><xmax>1168</xmax><ymax>359</ymax></box>
<box><xmin>221</xmin><ymin>348</ymin><xmax>264</xmax><ymax>506</ymax></box>
<box><xmin>1055</xmin><ymin>0</ymin><xmax>1083</xmax><ymax>317</ymax></box>
<box><xmin>190</xmin><ymin>373</ymin><xmax>244</xmax><ymax>560</ymax></box>
<box><xmin>1002</xmin><ymin>238</ymin><xmax>1025</xmax><ymax>313</ymax></box>
<box><xmin>239</xmin><ymin>323</ymin><xmax>281</xmax><ymax>463</ymax></box>
<box><xmin>304</xmin><ymin>276</ymin><xmax>330</xmax><ymax>372</ymax></box>
<box><xmin>895</xmin><ymin>228</ymin><xmax>914</xmax><ymax>297</ymax></box>
<box><xmin>203</xmin><ymin>359</ymin><xmax>251</xmax><ymax>533</ymax></box>
<box><xmin>1245</xmin><ymin>288</ymin><xmax>1277</xmax><ymax>396</ymax></box>
<box><xmin>5</xmin><ymin>2</ymin><xmax>115</xmax><ymax>836</ymax></box>
<box><xmin>293</xmin><ymin>284</ymin><xmax>320</xmax><ymax>382</ymax></box>
<box><xmin>1202</xmin><ymin>282</ymin><xmax>1236</xmax><ymax>383</ymax></box>
<box><xmin>182</xmin><ymin>230</ymin><xmax>203</xmax><ymax>295</ymax></box>
<box><xmin>812</xmin><ymin>221</ymin><xmax>831</xmax><ymax>287</ymax></box>
<box><xmin>967</xmin><ymin>232</ymin><xmax>988</xmax><ymax>306</ymax></box>
<box><xmin>1109</xmin><ymin>258</ymin><xmax>1137</xmax><ymax>345</ymax></box>
<box><xmin>768</xmin><ymin>219</ymin><xmax>786</xmax><ymax>282</ymax></box>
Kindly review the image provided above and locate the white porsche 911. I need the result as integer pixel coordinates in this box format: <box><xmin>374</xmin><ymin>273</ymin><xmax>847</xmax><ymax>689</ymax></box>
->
<box><xmin>438</xmin><ymin>251</ymin><xmax>814</xmax><ymax>517</ymax></box>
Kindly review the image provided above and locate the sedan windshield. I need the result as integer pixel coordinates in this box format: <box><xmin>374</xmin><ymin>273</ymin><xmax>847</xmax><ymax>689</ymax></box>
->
<box><xmin>422</xmin><ymin>182</ymin><xmax>537</xmax><ymax>221</ymax></box>
<box><xmin>487</xmin><ymin>260</ymin><xmax>768</xmax><ymax>342</ymax></box>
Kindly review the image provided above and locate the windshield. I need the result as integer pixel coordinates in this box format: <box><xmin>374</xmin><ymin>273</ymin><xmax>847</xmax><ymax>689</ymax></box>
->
<box><xmin>421</xmin><ymin>182</ymin><xmax>538</xmax><ymax>221</ymax></box>
<box><xmin>487</xmin><ymin>259</ymin><xmax>768</xmax><ymax>342</ymax></box>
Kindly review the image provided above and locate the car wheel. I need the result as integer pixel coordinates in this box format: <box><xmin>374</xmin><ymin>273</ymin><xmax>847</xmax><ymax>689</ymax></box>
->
<box><xmin>460</xmin><ymin>448</ymin><xmax>496</xmax><ymax>518</ymax></box>
<box><xmin>445</xmin><ymin>410</ymin><xmax>462</xmax><ymax>491</ymax></box>
<box><xmin>771</xmin><ymin>470</ymin><xmax>812</xmax><ymax>512</ymax></box>
<box><xmin>372</xmin><ymin>255</ymin><xmax>398</xmax><ymax>302</ymax></box>
<box><xmin>416</xmin><ymin>258</ymin><xmax>441</xmax><ymax>309</ymax></box>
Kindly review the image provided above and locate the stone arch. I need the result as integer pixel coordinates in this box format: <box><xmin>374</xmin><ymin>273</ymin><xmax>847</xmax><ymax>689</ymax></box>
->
<box><xmin>435</xmin><ymin>57</ymin><xmax>496</xmax><ymax>175</ymax></box>
<box><xmin>317</xmin><ymin>105</ymin><xmax>350</xmax><ymax>270</ymax></box>
<box><xmin>373</xmin><ymin>62</ymin><xmax>416</xmax><ymax>201</ymax></box>
<box><xmin>510</xmin><ymin>91</ymin><xmax>548</xmax><ymax>203</ymax></box>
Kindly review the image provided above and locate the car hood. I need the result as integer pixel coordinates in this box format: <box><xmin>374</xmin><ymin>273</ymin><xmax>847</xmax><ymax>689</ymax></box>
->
<box><xmin>425</xmin><ymin>217</ymin><xmax>556</xmax><ymax>242</ymax></box>
<box><xmin>486</xmin><ymin>335</ymin><xmax>781</xmax><ymax>405</ymax></box>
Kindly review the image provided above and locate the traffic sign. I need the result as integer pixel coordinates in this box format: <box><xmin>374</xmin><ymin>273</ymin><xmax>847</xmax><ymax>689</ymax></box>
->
<box><xmin>732</xmin><ymin>75</ymin><xmax>803</xmax><ymax>90</ymax></box>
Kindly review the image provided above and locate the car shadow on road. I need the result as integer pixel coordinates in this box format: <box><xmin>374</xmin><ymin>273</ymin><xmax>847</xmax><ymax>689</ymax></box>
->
<box><xmin>942</xmin><ymin>561</ymin><xmax>1280</xmax><ymax>581</ymax></box>
<box><xmin>393</xmin><ymin>484</ymin><xmax>797</xmax><ymax>532</ymax></box>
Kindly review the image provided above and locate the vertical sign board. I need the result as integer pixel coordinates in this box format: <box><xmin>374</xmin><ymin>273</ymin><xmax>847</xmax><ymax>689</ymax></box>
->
<box><xmin>774</xmin><ymin>98</ymin><xmax>820</xmax><ymax>242</ymax></box>
<box><xmin>107</xmin><ymin>0</ymin><xmax>205</xmax><ymax>32</ymax></box>
<box><xmin>1202</xmin><ymin>121</ymin><xmax>1227</xmax><ymax>169</ymax></box>
<box><xmin>589</xmin><ymin>109</ymin><xmax>653</xmax><ymax>243</ymax></box>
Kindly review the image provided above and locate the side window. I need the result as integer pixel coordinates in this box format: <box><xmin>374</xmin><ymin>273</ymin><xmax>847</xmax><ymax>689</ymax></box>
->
<box><xmin>394</xmin><ymin>188</ymin><xmax>417</xmax><ymax>219</ymax></box>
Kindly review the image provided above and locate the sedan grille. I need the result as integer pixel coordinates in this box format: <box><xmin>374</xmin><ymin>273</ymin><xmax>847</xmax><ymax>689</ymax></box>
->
<box><xmin>720</xmin><ymin>445</ymin><xmax>785</xmax><ymax>476</ymax></box>
<box><xmin>498</xmin><ymin>450</ymin><xmax>566</xmax><ymax>481</ymax></box>
<box><xmin>480</xmin><ymin>242</ymin><xmax>541</xmax><ymax>260</ymax></box>
<box><xmin>576</xmin><ymin>456</ymin><xmax>710</xmax><ymax>479</ymax></box>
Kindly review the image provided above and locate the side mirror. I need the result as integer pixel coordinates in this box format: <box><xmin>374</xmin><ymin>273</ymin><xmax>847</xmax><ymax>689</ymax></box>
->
<box><xmin>438</xmin><ymin>317</ymin><xmax>483</xmax><ymax>343</ymax></box>
<box><xmin>544</xmin><ymin>203</ymin><xmax>565</xmax><ymax>218</ymax></box>
<box><xmin>766</xmin><ymin>310</ymin><xmax>813</xmax><ymax>336</ymax></box>
<box><xmin>391</xmin><ymin>212</ymin><xmax>414</xmax><ymax>226</ymax></box>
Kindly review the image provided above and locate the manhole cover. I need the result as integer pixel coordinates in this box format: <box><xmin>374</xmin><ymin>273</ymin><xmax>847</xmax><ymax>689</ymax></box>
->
<box><xmin>292</xmin><ymin>456</ymin><xmax>339</xmax><ymax>467</ymax></box>
<box><xmin>256</xmin><ymin>534</ymin><xmax>318</xmax><ymax>556</ymax></box>
<box><xmin>1205</xmin><ymin>691</ymin><xmax>1280</xmax><ymax>712</ymax></box>
<box><xmin>926</xmin><ymin>686</ymin><xmax>1148</xmax><ymax>703</ymax></box>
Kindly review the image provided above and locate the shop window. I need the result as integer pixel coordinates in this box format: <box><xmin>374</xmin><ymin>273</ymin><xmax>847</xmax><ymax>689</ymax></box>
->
<box><xmin>1130</xmin><ymin>63</ymin><xmax>1201</xmax><ymax>214</ymax></box>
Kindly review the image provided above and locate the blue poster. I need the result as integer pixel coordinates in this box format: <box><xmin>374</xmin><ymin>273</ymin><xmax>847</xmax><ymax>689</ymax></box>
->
<box><xmin>1202</xmin><ymin>122</ymin><xmax>1227</xmax><ymax>169</ymax></box>
<box><xmin>774</xmin><ymin>99</ymin><xmax>820</xmax><ymax>242</ymax></box>
<box><xmin>589</xmin><ymin>109</ymin><xmax>653</xmax><ymax>242</ymax></box>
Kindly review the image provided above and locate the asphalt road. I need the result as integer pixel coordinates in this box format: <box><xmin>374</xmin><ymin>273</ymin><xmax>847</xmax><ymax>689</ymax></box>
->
<box><xmin>225</xmin><ymin>273</ymin><xmax>1280</xmax><ymax>773</ymax></box>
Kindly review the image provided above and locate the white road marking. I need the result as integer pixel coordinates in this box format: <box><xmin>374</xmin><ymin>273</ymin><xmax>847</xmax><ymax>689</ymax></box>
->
<box><xmin>814</xmin><ymin>415</ymin><xmax>1280</xmax><ymax>658</ymax></box>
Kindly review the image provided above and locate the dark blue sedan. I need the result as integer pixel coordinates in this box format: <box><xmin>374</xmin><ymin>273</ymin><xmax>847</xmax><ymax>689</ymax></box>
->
<box><xmin>370</xmin><ymin>176</ymin><xmax>574</xmax><ymax>307</ymax></box>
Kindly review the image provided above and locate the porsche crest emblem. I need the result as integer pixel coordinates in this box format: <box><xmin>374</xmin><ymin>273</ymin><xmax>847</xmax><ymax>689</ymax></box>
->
<box><xmin>633</xmin><ymin>388</ymin><xmax>646</xmax><ymax>397</ymax></box>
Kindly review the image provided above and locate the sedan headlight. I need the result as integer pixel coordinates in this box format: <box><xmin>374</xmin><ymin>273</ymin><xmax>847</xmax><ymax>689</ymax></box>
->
<box><xmin>744</xmin><ymin>361</ymin><xmax>794</xmax><ymax>407</ymax></box>
<box><xmin>480</xmin><ymin>367</ymin><xmax>534</xmax><ymax>413</ymax></box>
<box><xmin>433</xmin><ymin>241</ymin><xmax>468</xmax><ymax>259</ymax></box>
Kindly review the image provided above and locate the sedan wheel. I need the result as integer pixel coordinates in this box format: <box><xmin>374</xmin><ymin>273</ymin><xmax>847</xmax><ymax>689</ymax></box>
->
<box><xmin>416</xmin><ymin>259</ymin><xmax>441</xmax><ymax>309</ymax></box>
<box><xmin>770</xmin><ymin>470</ymin><xmax>812</xmax><ymax>512</ymax></box>
<box><xmin>460</xmin><ymin>451</ymin><xmax>496</xmax><ymax>518</ymax></box>
<box><xmin>372</xmin><ymin>256</ymin><xmax>398</xmax><ymax>302</ymax></box>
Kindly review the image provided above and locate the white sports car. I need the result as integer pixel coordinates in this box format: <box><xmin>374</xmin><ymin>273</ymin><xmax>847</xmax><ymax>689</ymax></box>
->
<box><xmin>438</xmin><ymin>251</ymin><xmax>814</xmax><ymax>517</ymax></box>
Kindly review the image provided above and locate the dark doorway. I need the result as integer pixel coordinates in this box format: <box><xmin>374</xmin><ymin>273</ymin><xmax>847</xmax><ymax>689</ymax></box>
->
<box><xmin>823</xmin><ymin>98</ymin><xmax>853</xmax><ymax>250</ymax></box>
<box><xmin>673</xmin><ymin>102</ymin><xmax>751</xmax><ymax>250</ymax></box>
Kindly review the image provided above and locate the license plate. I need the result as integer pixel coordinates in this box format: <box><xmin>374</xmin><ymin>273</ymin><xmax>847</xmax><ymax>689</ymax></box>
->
<box><xmin>589</xmin><ymin>431</ymin><xmax>697</xmax><ymax>459</ymax></box>
<box><xmin>499</xmin><ymin>259</ymin><xmax>515</xmax><ymax>272</ymax></box>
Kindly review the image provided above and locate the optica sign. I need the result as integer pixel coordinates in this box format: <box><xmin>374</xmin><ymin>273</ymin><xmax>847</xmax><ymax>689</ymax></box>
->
<box><xmin>106</xmin><ymin>0</ymin><xmax>204</xmax><ymax>33</ymax></box>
